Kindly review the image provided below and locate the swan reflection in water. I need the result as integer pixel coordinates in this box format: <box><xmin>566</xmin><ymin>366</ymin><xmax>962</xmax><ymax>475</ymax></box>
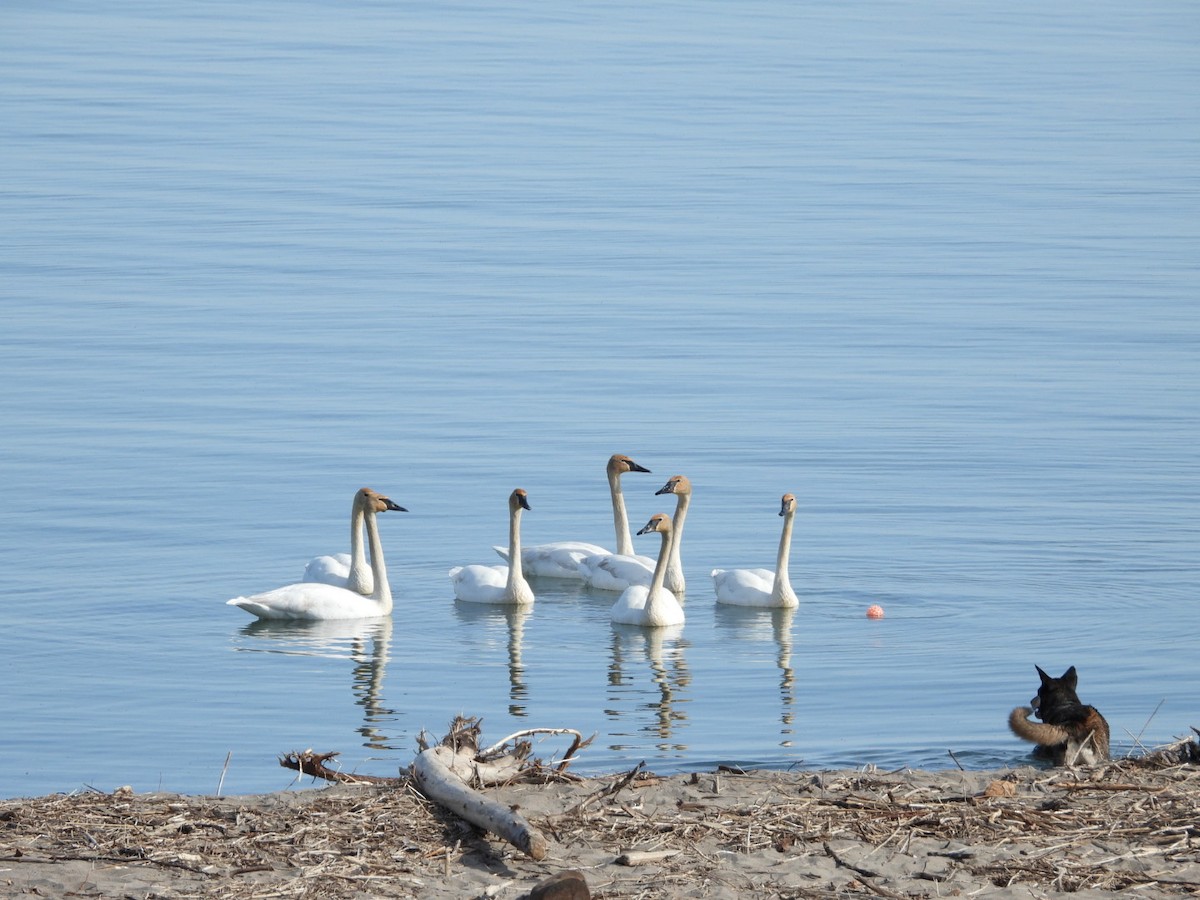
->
<box><xmin>713</xmin><ymin>605</ymin><xmax>796</xmax><ymax>745</ymax></box>
<box><xmin>452</xmin><ymin>602</ymin><xmax>531</xmax><ymax>717</ymax></box>
<box><xmin>237</xmin><ymin>616</ymin><xmax>398</xmax><ymax>750</ymax></box>
<box><xmin>607</xmin><ymin>624</ymin><xmax>690</xmax><ymax>750</ymax></box>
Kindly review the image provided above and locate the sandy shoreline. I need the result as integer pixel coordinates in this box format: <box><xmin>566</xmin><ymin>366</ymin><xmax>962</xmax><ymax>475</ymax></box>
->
<box><xmin>3</xmin><ymin>743</ymin><xmax>1198</xmax><ymax>899</ymax></box>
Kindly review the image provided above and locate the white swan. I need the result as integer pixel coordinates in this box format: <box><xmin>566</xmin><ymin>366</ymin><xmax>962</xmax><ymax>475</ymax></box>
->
<box><xmin>657</xmin><ymin>474</ymin><xmax>691</xmax><ymax>593</ymax></box>
<box><xmin>302</xmin><ymin>488</ymin><xmax>405</xmax><ymax>593</ymax></box>
<box><xmin>610</xmin><ymin>513</ymin><xmax>686</xmax><ymax>627</ymax></box>
<box><xmin>583</xmin><ymin>474</ymin><xmax>692</xmax><ymax>593</ymax></box>
<box><xmin>450</xmin><ymin>488</ymin><xmax>535</xmax><ymax>605</ymax></box>
<box><xmin>711</xmin><ymin>493</ymin><xmax>800</xmax><ymax>608</ymax></box>
<box><xmin>492</xmin><ymin>453</ymin><xmax>651</xmax><ymax>579</ymax></box>
<box><xmin>228</xmin><ymin>488</ymin><xmax>405</xmax><ymax>621</ymax></box>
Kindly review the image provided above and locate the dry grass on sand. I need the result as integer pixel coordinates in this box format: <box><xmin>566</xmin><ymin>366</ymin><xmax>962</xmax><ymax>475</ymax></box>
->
<box><xmin>2</xmin><ymin>734</ymin><xmax>1198</xmax><ymax>899</ymax></box>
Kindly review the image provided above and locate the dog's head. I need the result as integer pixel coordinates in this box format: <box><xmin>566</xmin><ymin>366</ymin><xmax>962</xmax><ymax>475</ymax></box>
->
<box><xmin>1031</xmin><ymin>665</ymin><xmax>1081</xmax><ymax>721</ymax></box>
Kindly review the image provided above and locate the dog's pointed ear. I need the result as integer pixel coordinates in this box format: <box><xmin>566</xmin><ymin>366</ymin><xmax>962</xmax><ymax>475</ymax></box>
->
<box><xmin>1061</xmin><ymin>666</ymin><xmax>1078</xmax><ymax>688</ymax></box>
<box><xmin>1036</xmin><ymin>665</ymin><xmax>1051</xmax><ymax>684</ymax></box>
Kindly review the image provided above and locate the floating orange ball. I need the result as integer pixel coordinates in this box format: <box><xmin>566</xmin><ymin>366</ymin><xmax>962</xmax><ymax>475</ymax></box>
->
<box><xmin>866</xmin><ymin>604</ymin><xmax>885</xmax><ymax>619</ymax></box>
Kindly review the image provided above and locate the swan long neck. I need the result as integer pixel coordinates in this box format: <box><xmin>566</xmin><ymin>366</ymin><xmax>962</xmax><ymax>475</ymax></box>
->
<box><xmin>346</xmin><ymin>497</ymin><xmax>371</xmax><ymax>594</ymax></box>
<box><xmin>667</xmin><ymin>492</ymin><xmax>690</xmax><ymax>577</ymax></box>
<box><xmin>506</xmin><ymin>505</ymin><xmax>525</xmax><ymax>589</ymax></box>
<box><xmin>773</xmin><ymin>509</ymin><xmax>795</xmax><ymax>600</ymax></box>
<box><xmin>610</xmin><ymin>471</ymin><xmax>635</xmax><ymax>556</ymax></box>
<box><xmin>363</xmin><ymin>503</ymin><xmax>393</xmax><ymax>613</ymax></box>
<box><xmin>648</xmin><ymin>525</ymin><xmax>673</xmax><ymax>599</ymax></box>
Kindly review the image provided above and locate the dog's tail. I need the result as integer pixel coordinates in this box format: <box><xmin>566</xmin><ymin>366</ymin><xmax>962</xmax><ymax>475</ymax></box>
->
<box><xmin>1009</xmin><ymin>706</ymin><xmax>1071</xmax><ymax>746</ymax></box>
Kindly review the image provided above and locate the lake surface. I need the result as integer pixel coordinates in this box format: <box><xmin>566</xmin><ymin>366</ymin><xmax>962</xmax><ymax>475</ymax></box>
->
<box><xmin>1</xmin><ymin>1</ymin><xmax>1197</xmax><ymax>799</ymax></box>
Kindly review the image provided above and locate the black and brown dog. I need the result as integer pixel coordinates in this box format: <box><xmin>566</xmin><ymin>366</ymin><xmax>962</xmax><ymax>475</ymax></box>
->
<box><xmin>1009</xmin><ymin>665</ymin><xmax>1109</xmax><ymax>765</ymax></box>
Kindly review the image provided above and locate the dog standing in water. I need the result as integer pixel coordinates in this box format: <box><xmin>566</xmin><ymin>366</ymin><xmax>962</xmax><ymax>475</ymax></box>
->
<box><xmin>1009</xmin><ymin>665</ymin><xmax>1110</xmax><ymax>765</ymax></box>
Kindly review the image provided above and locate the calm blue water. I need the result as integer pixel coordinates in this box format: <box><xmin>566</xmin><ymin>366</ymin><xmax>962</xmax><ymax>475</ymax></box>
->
<box><xmin>1</xmin><ymin>1</ymin><xmax>1197</xmax><ymax>800</ymax></box>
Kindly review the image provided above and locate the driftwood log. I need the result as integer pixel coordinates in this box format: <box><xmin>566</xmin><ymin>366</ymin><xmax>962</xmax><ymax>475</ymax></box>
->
<box><xmin>410</xmin><ymin>717</ymin><xmax>591</xmax><ymax>860</ymax></box>
<box><xmin>412</xmin><ymin>740</ymin><xmax>547</xmax><ymax>859</ymax></box>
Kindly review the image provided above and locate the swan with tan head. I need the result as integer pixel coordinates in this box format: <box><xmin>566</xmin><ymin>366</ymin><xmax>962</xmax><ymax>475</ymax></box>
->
<box><xmin>583</xmin><ymin>475</ymin><xmax>692</xmax><ymax>594</ymax></box>
<box><xmin>492</xmin><ymin>453</ymin><xmax>651</xmax><ymax>579</ymax></box>
<box><xmin>451</xmin><ymin>488</ymin><xmax>535</xmax><ymax>605</ymax></box>
<box><xmin>610</xmin><ymin>513</ymin><xmax>686</xmax><ymax>627</ymax></box>
<box><xmin>302</xmin><ymin>488</ymin><xmax>403</xmax><ymax>593</ymax></box>
<box><xmin>228</xmin><ymin>488</ymin><xmax>406</xmax><ymax>621</ymax></box>
<box><xmin>711</xmin><ymin>493</ymin><xmax>800</xmax><ymax>608</ymax></box>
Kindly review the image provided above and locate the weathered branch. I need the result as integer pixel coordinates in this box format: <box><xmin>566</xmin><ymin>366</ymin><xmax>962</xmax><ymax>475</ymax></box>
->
<box><xmin>564</xmin><ymin>761</ymin><xmax>645</xmax><ymax>818</ymax></box>
<box><xmin>617</xmin><ymin>848</ymin><xmax>680</xmax><ymax>866</ymax></box>
<box><xmin>823</xmin><ymin>840</ymin><xmax>909</xmax><ymax>900</ymax></box>
<box><xmin>478</xmin><ymin>727</ymin><xmax>595</xmax><ymax>773</ymax></box>
<box><xmin>279</xmin><ymin>750</ymin><xmax>399</xmax><ymax>785</ymax></box>
<box><xmin>412</xmin><ymin>741</ymin><xmax>548</xmax><ymax>859</ymax></box>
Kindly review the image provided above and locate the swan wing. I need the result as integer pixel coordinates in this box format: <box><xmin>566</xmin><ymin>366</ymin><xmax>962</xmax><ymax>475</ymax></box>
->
<box><xmin>491</xmin><ymin>541</ymin><xmax>607</xmax><ymax>580</ymax></box>
<box><xmin>302</xmin><ymin>553</ymin><xmax>353</xmax><ymax>587</ymax></box>
<box><xmin>711</xmin><ymin>567</ymin><xmax>776</xmax><ymax>606</ymax></box>
<box><xmin>581</xmin><ymin>552</ymin><xmax>655</xmax><ymax>592</ymax></box>
<box><xmin>610</xmin><ymin>585</ymin><xmax>650</xmax><ymax>624</ymax></box>
<box><xmin>450</xmin><ymin>564</ymin><xmax>511</xmax><ymax>603</ymax></box>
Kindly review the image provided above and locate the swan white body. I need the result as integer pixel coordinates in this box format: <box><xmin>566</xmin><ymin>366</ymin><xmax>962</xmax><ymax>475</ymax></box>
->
<box><xmin>228</xmin><ymin>488</ymin><xmax>406</xmax><ymax>621</ymax></box>
<box><xmin>491</xmin><ymin>540</ymin><xmax>606</xmax><ymax>581</ymax></box>
<box><xmin>302</xmin><ymin>488</ymin><xmax>401</xmax><ymax>593</ymax></box>
<box><xmin>584</xmin><ymin>475</ymin><xmax>692</xmax><ymax>593</ymax></box>
<box><xmin>492</xmin><ymin>454</ymin><xmax>651</xmax><ymax>580</ymax></box>
<box><xmin>451</xmin><ymin>489</ymin><xmax>535</xmax><ymax>605</ymax></box>
<box><xmin>610</xmin><ymin>513</ymin><xmax>686</xmax><ymax>627</ymax></box>
<box><xmin>712</xmin><ymin>493</ymin><xmax>800</xmax><ymax>608</ymax></box>
<box><xmin>303</xmin><ymin>552</ymin><xmax>356</xmax><ymax>588</ymax></box>
<box><xmin>581</xmin><ymin>551</ymin><xmax>654</xmax><ymax>591</ymax></box>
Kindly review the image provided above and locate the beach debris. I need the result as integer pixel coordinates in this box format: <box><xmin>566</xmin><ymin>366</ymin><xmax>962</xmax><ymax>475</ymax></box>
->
<box><xmin>410</xmin><ymin>716</ymin><xmax>593</xmax><ymax>860</ymax></box>
<box><xmin>278</xmin><ymin>718</ymin><xmax>594</xmax><ymax>861</ymax></box>
<box><xmin>616</xmin><ymin>848</ymin><xmax>681</xmax><ymax>866</ymax></box>
<box><xmin>1135</xmin><ymin>728</ymin><xmax>1200</xmax><ymax>766</ymax></box>
<box><xmin>279</xmin><ymin>749</ymin><xmax>400</xmax><ymax>785</ymax></box>
<box><xmin>564</xmin><ymin>761</ymin><xmax>646</xmax><ymax>818</ymax></box>
<box><xmin>4</xmin><ymin>738</ymin><xmax>1200</xmax><ymax>898</ymax></box>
